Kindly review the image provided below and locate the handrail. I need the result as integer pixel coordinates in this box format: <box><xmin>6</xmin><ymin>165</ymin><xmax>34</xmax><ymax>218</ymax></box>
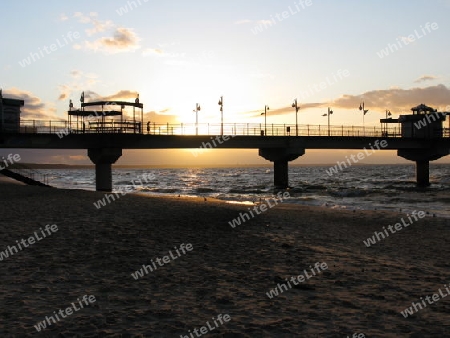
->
<box><xmin>2</xmin><ymin>161</ymin><xmax>50</xmax><ymax>186</ymax></box>
<box><xmin>13</xmin><ymin>119</ymin><xmax>450</xmax><ymax>138</ymax></box>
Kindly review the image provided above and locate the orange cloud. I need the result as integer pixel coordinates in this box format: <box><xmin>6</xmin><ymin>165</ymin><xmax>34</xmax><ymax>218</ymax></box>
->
<box><xmin>5</xmin><ymin>88</ymin><xmax>60</xmax><ymax>120</ymax></box>
<box><xmin>331</xmin><ymin>84</ymin><xmax>450</xmax><ymax>113</ymax></box>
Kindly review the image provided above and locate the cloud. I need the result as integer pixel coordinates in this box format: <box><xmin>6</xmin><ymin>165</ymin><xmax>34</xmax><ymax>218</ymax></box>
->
<box><xmin>144</xmin><ymin>110</ymin><xmax>179</xmax><ymax>124</ymax></box>
<box><xmin>246</xmin><ymin>84</ymin><xmax>450</xmax><ymax>118</ymax></box>
<box><xmin>72</xmin><ymin>12</ymin><xmax>140</xmax><ymax>53</ymax></box>
<box><xmin>142</xmin><ymin>48</ymin><xmax>165</xmax><ymax>57</ymax></box>
<box><xmin>59</xmin><ymin>13</ymin><xmax>68</xmax><ymax>21</ymax></box>
<box><xmin>86</xmin><ymin>19</ymin><xmax>114</xmax><ymax>36</ymax></box>
<box><xmin>65</xmin><ymin>89</ymin><xmax>139</xmax><ymax>103</ymax></box>
<box><xmin>73</xmin><ymin>11</ymin><xmax>92</xmax><ymax>24</ymax></box>
<box><xmin>415</xmin><ymin>75</ymin><xmax>439</xmax><ymax>83</ymax></box>
<box><xmin>4</xmin><ymin>88</ymin><xmax>59</xmax><ymax>119</ymax></box>
<box><xmin>249</xmin><ymin>103</ymin><xmax>324</xmax><ymax>117</ymax></box>
<box><xmin>57</xmin><ymin>71</ymin><xmax>99</xmax><ymax>101</ymax></box>
<box><xmin>58</xmin><ymin>85</ymin><xmax>70</xmax><ymax>100</ymax></box>
<box><xmin>331</xmin><ymin>84</ymin><xmax>450</xmax><ymax>112</ymax></box>
<box><xmin>99</xmin><ymin>90</ymin><xmax>139</xmax><ymax>101</ymax></box>
<box><xmin>83</xmin><ymin>27</ymin><xmax>140</xmax><ymax>53</ymax></box>
<box><xmin>400</xmin><ymin>36</ymin><xmax>415</xmax><ymax>44</ymax></box>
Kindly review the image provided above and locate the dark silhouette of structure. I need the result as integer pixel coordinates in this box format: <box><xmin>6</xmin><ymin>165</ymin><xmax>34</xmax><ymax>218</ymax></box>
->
<box><xmin>1</xmin><ymin>95</ymin><xmax>449</xmax><ymax>191</ymax></box>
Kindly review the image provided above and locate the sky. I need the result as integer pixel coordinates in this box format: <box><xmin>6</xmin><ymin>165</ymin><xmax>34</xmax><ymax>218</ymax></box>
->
<box><xmin>2</xmin><ymin>0</ymin><xmax>450</xmax><ymax>165</ymax></box>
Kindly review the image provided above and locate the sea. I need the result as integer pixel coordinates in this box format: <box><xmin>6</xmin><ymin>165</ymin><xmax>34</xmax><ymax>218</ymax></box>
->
<box><xmin>35</xmin><ymin>164</ymin><xmax>450</xmax><ymax>218</ymax></box>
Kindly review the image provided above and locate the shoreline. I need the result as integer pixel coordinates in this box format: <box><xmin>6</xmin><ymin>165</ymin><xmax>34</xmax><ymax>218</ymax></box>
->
<box><xmin>0</xmin><ymin>182</ymin><xmax>449</xmax><ymax>336</ymax></box>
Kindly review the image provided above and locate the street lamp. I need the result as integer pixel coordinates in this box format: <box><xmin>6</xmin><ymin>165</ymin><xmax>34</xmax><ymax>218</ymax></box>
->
<box><xmin>292</xmin><ymin>99</ymin><xmax>300</xmax><ymax>136</ymax></box>
<box><xmin>384</xmin><ymin>109</ymin><xmax>392</xmax><ymax>136</ymax></box>
<box><xmin>218</xmin><ymin>96</ymin><xmax>223</xmax><ymax>136</ymax></box>
<box><xmin>261</xmin><ymin>105</ymin><xmax>269</xmax><ymax>136</ymax></box>
<box><xmin>322</xmin><ymin>107</ymin><xmax>333</xmax><ymax>136</ymax></box>
<box><xmin>359</xmin><ymin>101</ymin><xmax>368</xmax><ymax>135</ymax></box>
<box><xmin>193</xmin><ymin>103</ymin><xmax>201</xmax><ymax>135</ymax></box>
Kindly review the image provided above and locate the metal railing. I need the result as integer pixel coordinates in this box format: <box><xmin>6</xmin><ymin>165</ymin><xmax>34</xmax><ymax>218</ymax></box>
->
<box><xmin>14</xmin><ymin>120</ymin><xmax>450</xmax><ymax>138</ymax></box>
<box><xmin>2</xmin><ymin>162</ymin><xmax>50</xmax><ymax>186</ymax></box>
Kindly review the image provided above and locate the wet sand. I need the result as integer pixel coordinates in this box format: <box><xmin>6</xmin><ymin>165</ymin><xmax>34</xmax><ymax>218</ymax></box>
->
<box><xmin>0</xmin><ymin>181</ymin><xmax>449</xmax><ymax>337</ymax></box>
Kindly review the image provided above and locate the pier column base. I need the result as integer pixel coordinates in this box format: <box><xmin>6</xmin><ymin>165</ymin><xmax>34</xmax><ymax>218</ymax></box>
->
<box><xmin>416</xmin><ymin>160</ymin><xmax>430</xmax><ymax>187</ymax></box>
<box><xmin>88</xmin><ymin>148</ymin><xmax>122</xmax><ymax>192</ymax></box>
<box><xmin>259</xmin><ymin>148</ymin><xmax>305</xmax><ymax>188</ymax></box>
<box><xmin>274</xmin><ymin>160</ymin><xmax>289</xmax><ymax>188</ymax></box>
<box><xmin>398</xmin><ymin>148</ymin><xmax>449</xmax><ymax>187</ymax></box>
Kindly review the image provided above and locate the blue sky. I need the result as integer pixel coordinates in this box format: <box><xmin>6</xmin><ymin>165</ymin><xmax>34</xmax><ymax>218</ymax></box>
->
<box><xmin>2</xmin><ymin>0</ymin><xmax>450</xmax><ymax>164</ymax></box>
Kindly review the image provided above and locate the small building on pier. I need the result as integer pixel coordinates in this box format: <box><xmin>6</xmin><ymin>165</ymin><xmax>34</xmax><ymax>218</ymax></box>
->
<box><xmin>0</xmin><ymin>92</ymin><xmax>24</xmax><ymax>133</ymax></box>
<box><xmin>68</xmin><ymin>92</ymin><xmax>144</xmax><ymax>134</ymax></box>
<box><xmin>380</xmin><ymin>103</ymin><xmax>448</xmax><ymax>138</ymax></box>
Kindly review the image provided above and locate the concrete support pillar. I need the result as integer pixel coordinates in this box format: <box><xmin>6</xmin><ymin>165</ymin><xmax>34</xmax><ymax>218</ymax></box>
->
<box><xmin>398</xmin><ymin>148</ymin><xmax>449</xmax><ymax>187</ymax></box>
<box><xmin>88</xmin><ymin>148</ymin><xmax>122</xmax><ymax>192</ymax></box>
<box><xmin>274</xmin><ymin>160</ymin><xmax>289</xmax><ymax>188</ymax></box>
<box><xmin>416</xmin><ymin>160</ymin><xmax>430</xmax><ymax>187</ymax></box>
<box><xmin>259</xmin><ymin>148</ymin><xmax>305</xmax><ymax>188</ymax></box>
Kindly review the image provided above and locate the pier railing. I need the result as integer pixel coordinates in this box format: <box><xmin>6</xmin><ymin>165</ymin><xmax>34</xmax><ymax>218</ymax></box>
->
<box><xmin>16</xmin><ymin>120</ymin><xmax>450</xmax><ymax>138</ymax></box>
<box><xmin>3</xmin><ymin>162</ymin><xmax>50</xmax><ymax>186</ymax></box>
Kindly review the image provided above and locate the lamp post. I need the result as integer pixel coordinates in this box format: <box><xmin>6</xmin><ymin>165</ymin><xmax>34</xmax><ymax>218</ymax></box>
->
<box><xmin>292</xmin><ymin>99</ymin><xmax>300</xmax><ymax>136</ymax></box>
<box><xmin>261</xmin><ymin>105</ymin><xmax>269</xmax><ymax>136</ymax></box>
<box><xmin>218</xmin><ymin>96</ymin><xmax>223</xmax><ymax>136</ymax></box>
<box><xmin>384</xmin><ymin>109</ymin><xmax>391</xmax><ymax>136</ymax></box>
<box><xmin>193</xmin><ymin>103</ymin><xmax>201</xmax><ymax>135</ymax></box>
<box><xmin>322</xmin><ymin>107</ymin><xmax>333</xmax><ymax>136</ymax></box>
<box><xmin>359</xmin><ymin>101</ymin><xmax>368</xmax><ymax>135</ymax></box>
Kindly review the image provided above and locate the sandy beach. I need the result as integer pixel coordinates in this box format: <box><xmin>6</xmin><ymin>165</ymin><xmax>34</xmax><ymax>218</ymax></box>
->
<box><xmin>0</xmin><ymin>180</ymin><xmax>449</xmax><ymax>337</ymax></box>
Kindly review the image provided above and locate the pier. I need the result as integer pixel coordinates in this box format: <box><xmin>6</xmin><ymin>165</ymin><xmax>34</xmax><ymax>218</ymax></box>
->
<box><xmin>0</xmin><ymin>98</ymin><xmax>449</xmax><ymax>191</ymax></box>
